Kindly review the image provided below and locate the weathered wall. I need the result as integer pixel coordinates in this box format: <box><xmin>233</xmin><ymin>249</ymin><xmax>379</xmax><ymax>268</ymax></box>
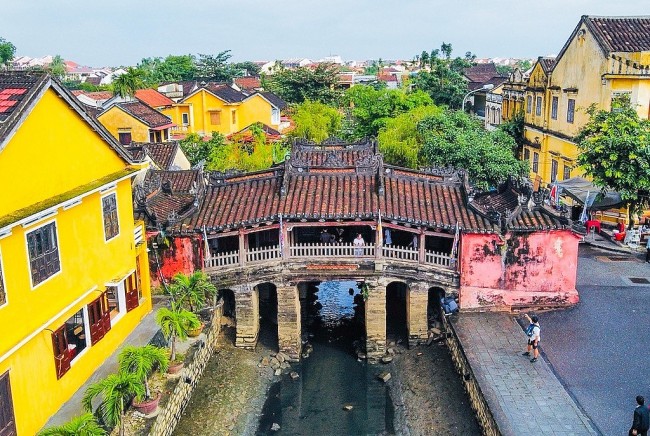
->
<box><xmin>149</xmin><ymin>234</ymin><xmax>201</xmax><ymax>287</ymax></box>
<box><xmin>149</xmin><ymin>303</ymin><xmax>223</xmax><ymax>436</ymax></box>
<box><xmin>459</xmin><ymin>230</ymin><xmax>580</xmax><ymax>310</ymax></box>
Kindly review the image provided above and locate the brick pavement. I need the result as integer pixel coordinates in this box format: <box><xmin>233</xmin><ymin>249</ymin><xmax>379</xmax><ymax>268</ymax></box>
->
<box><xmin>452</xmin><ymin>313</ymin><xmax>598</xmax><ymax>436</ymax></box>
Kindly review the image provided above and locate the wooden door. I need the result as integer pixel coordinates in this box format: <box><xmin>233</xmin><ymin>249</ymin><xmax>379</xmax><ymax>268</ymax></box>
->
<box><xmin>88</xmin><ymin>293</ymin><xmax>111</xmax><ymax>345</ymax></box>
<box><xmin>125</xmin><ymin>272</ymin><xmax>139</xmax><ymax>312</ymax></box>
<box><xmin>0</xmin><ymin>372</ymin><xmax>16</xmax><ymax>436</ymax></box>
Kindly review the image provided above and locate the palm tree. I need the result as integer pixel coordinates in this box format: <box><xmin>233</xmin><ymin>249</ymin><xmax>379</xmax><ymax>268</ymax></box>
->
<box><xmin>112</xmin><ymin>67</ymin><xmax>145</xmax><ymax>99</ymax></box>
<box><xmin>118</xmin><ymin>345</ymin><xmax>169</xmax><ymax>400</ymax></box>
<box><xmin>82</xmin><ymin>373</ymin><xmax>144</xmax><ymax>436</ymax></box>
<box><xmin>38</xmin><ymin>413</ymin><xmax>106</xmax><ymax>436</ymax></box>
<box><xmin>156</xmin><ymin>304</ymin><xmax>201</xmax><ymax>362</ymax></box>
<box><xmin>167</xmin><ymin>272</ymin><xmax>217</xmax><ymax>313</ymax></box>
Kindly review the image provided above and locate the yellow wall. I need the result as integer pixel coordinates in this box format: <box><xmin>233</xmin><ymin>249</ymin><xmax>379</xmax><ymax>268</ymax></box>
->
<box><xmin>0</xmin><ymin>85</ymin><xmax>152</xmax><ymax>435</ymax></box>
<box><xmin>0</xmin><ymin>90</ymin><xmax>126</xmax><ymax>217</ymax></box>
<box><xmin>238</xmin><ymin>94</ymin><xmax>275</xmax><ymax>130</ymax></box>
<box><xmin>97</xmin><ymin>106</ymin><xmax>150</xmax><ymax>143</ymax></box>
<box><xmin>161</xmin><ymin>103</ymin><xmax>192</xmax><ymax>137</ymax></box>
<box><xmin>183</xmin><ymin>90</ymin><xmax>238</xmax><ymax>136</ymax></box>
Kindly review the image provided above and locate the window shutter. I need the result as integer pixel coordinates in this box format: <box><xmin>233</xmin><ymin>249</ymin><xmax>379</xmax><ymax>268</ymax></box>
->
<box><xmin>125</xmin><ymin>273</ymin><xmax>139</xmax><ymax>312</ymax></box>
<box><xmin>100</xmin><ymin>292</ymin><xmax>112</xmax><ymax>335</ymax></box>
<box><xmin>51</xmin><ymin>327</ymin><xmax>71</xmax><ymax>379</ymax></box>
<box><xmin>88</xmin><ymin>294</ymin><xmax>110</xmax><ymax>345</ymax></box>
<box><xmin>0</xmin><ymin>372</ymin><xmax>17</xmax><ymax>436</ymax></box>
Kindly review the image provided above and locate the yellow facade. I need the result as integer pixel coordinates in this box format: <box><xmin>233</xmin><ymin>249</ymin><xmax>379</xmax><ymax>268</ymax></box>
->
<box><xmin>522</xmin><ymin>17</ymin><xmax>650</xmax><ymax>188</ymax></box>
<box><xmin>97</xmin><ymin>106</ymin><xmax>153</xmax><ymax>144</ymax></box>
<box><xmin>0</xmin><ymin>80</ymin><xmax>151</xmax><ymax>435</ymax></box>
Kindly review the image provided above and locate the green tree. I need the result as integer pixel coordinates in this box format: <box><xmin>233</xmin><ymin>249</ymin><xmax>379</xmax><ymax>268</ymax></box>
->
<box><xmin>156</xmin><ymin>304</ymin><xmax>201</xmax><ymax>362</ymax></box>
<box><xmin>0</xmin><ymin>37</ymin><xmax>16</xmax><ymax>68</ymax></box>
<box><xmin>111</xmin><ymin>67</ymin><xmax>146</xmax><ymax>98</ymax></box>
<box><xmin>575</xmin><ymin>97</ymin><xmax>650</xmax><ymax>228</ymax></box>
<box><xmin>377</xmin><ymin>105</ymin><xmax>442</xmax><ymax>168</ymax></box>
<box><xmin>118</xmin><ymin>345</ymin><xmax>169</xmax><ymax>400</ymax></box>
<box><xmin>166</xmin><ymin>272</ymin><xmax>217</xmax><ymax>313</ymax></box>
<box><xmin>418</xmin><ymin>109</ymin><xmax>527</xmax><ymax>190</ymax></box>
<box><xmin>82</xmin><ymin>373</ymin><xmax>144</xmax><ymax>436</ymax></box>
<box><xmin>419</xmin><ymin>51</ymin><xmax>429</xmax><ymax>68</ymax></box>
<box><xmin>196</xmin><ymin>50</ymin><xmax>239</xmax><ymax>82</ymax></box>
<box><xmin>344</xmin><ymin>86</ymin><xmax>433</xmax><ymax>138</ymax></box>
<box><xmin>498</xmin><ymin>110</ymin><xmax>525</xmax><ymax>154</ymax></box>
<box><xmin>289</xmin><ymin>100</ymin><xmax>342</xmax><ymax>142</ymax></box>
<box><xmin>38</xmin><ymin>413</ymin><xmax>106</xmax><ymax>436</ymax></box>
<box><xmin>232</xmin><ymin>61</ymin><xmax>261</xmax><ymax>77</ymax></box>
<box><xmin>139</xmin><ymin>55</ymin><xmax>197</xmax><ymax>84</ymax></box>
<box><xmin>48</xmin><ymin>55</ymin><xmax>66</xmax><ymax>79</ymax></box>
<box><xmin>264</xmin><ymin>63</ymin><xmax>341</xmax><ymax>104</ymax></box>
<box><xmin>179</xmin><ymin>131</ymin><xmax>227</xmax><ymax>166</ymax></box>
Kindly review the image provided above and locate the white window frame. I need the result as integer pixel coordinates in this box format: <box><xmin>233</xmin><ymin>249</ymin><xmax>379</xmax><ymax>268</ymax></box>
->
<box><xmin>0</xmin><ymin>247</ymin><xmax>7</xmax><ymax>309</ymax></box>
<box><xmin>100</xmin><ymin>191</ymin><xmax>120</xmax><ymax>243</ymax></box>
<box><xmin>70</xmin><ymin>306</ymin><xmax>92</xmax><ymax>366</ymax></box>
<box><xmin>24</xmin><ymin>219</ymin><xmax>62</xmax><ymax>290</ymax></box>
<box><xmin>105</xmin><ymin>279</ymin><xmax>128</xmax><ymax>326</ymax></box>
<box><xmin>271</xmin><ymin>107</ymin><xmax>280</xmax><ymax>125</ymax></box>
<box><xmin>181</xmin><ymin>113</ymin><xmax>189</xmax><ymax>126</ymax></box>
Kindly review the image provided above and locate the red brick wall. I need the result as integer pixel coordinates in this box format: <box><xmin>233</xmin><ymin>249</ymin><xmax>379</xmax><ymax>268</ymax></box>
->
<box><xmin>148</xmin><ymin>232</ymin><xmax>202</xmax><ymax>288</ymax></box>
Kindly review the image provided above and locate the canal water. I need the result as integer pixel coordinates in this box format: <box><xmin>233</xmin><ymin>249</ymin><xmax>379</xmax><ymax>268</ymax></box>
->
<box><xmin>256</xmin><ymin>281</ymin><xmax>396</xmax><ymax>435</ymax></box>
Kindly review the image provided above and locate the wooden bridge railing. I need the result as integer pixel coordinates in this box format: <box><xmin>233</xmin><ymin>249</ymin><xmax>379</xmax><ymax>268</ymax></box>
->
<box><xmin>246</xmin><ymin>245</ymin><xmax>282</xmax><ymax>263</ymax></box>
<box><xmin>383</xmin><ymin>245</ymin><xmax>419</xmax><ymax>262</ymax></box>
<box><xmin>289</xmin><ymin>242</ymin><xmax>375</xmax><ymax>258</ymax></box>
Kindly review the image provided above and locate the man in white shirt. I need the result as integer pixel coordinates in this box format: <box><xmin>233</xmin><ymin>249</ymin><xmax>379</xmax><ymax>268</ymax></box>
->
<box><xmin>522</xmin><ymin>313</ymin><xmax>541</xmax><ymax>363</ymax></box>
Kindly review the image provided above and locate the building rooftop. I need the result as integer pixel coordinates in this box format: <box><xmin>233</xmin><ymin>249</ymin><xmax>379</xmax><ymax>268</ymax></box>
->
<box><xmin>134</xmin><ymin>89</ymin><xmax>175</xmax><ymax>108</ymax></box>
<box><xmin>586</xmin><ymin>16</ymin><xmax>650</xmax><ymax>53</ymax></box>
<box><xmin>113</xmin><ymin>101</ymin><xmax>173</xmax><ymax>128</ymax></box>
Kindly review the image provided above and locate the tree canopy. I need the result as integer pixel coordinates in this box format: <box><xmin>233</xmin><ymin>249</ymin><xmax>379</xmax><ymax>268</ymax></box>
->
<box><xmin>179</xmin><ymin>132</ymin><xmax>227</xmax><ymax>166</ymax></box>
<box><xmin>576</xmin><ymin>97</ymin><xmax>650</xmax><ymax>225</ymax></box>
<box><xmin>195</xmin><ymin>50</ymin><xmax>241</xmax><ymax>82</ymax></box>
<box><xmin>111</xmin><ymin>67</ymin><xmax>146</xmax><ymax>98</ymax></box>
<box><xmin>0</xmin><ymin>37</ymin><xmax>15</xmax><ymax>67</ymax></box>
<box><xmin>263</xmin><ymin>63</ymin><xmax>341</xmax><ymax>104</ymax></box>
<box><xmin>48</xmin><ymin>55</ymin><xmax>66</xmax><ymax>79</ymax></box>
<box><xmin>418</xmin><ymin>109</ymin><xmax>527</xmax><ymax>190</ymax></box>
<box><xmin>138</xmin><ymin>55</ymin><xmax>197</xmax><ymax>84</ymax></box>
<box><xmin>289</xmin><ymin>100</ymin><xmax>343</xmax><ymax>143</ymax></box>
<box><xmin>344</xmin><ymin>86</ymin><xmax>433</xmax><ymax>139</ymax></box>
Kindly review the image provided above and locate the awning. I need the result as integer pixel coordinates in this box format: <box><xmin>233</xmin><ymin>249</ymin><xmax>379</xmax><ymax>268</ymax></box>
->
<box><xmin>556</xmin><ymin>177</ymin><xmax>623</xmax><ymax>210</ymax></box>
<box><xmin>151</xmin><ymin>123</ymin><xmax>175</xmax><ymax>131</ymax></box>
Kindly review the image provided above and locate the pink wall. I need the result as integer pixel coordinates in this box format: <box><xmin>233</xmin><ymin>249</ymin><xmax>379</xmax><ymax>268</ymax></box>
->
<box><xmin>147</xmin><ymin>232</ymin><xmax>202</xmax><ymax>288</ymax></box>
<box><xmin>459</xmin><ymin>230</ymin><xmax>581</xmax><ymax>310</ymax></box>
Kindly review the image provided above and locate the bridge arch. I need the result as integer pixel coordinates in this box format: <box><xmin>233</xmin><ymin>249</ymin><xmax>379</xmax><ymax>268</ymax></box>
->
<box><xmin>255</xmin><ymin>282</ymin><xmax>278</xmax><ymax>352</ymax></box>
<box><xmin>386</xmin><ymin>281</ymin><xmax>408</xmax><ymax>345</ymax></box>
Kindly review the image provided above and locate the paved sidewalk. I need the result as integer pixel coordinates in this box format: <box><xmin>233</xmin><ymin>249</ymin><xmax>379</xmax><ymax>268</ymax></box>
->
<box><xmin>46</xmin><ymin>297</ymin><xmax>167</xmax><ymax>428</ymax></box>
<box><xmin>452</xmin><ymin>313</ymin><xmax>598</xmax><ymax>436</ymax></box>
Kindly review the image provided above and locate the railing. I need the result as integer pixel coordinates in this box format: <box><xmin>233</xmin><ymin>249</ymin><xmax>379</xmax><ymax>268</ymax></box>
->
<box><xmin>246</xmin><ymin>245</ymin><xmax>281</xmax><ymax>263</ymax></box>
<box><xmin>383</xmin><ymin>245</ymin><xmax>419</xmax><ymax>262</ymax></box>
<box><xmin>289</xmin><ymin>242</ymin><xmax>375</xmax><ymax>258</ymax></box>
<box><xmin>425</xmin><ymin>250</ymin><xmax>453</xmax><ymax>268</ymax></box>
<box><xmin>134</xmin><ymin>221</ymin><xmax>144</xmax><ymax>245</ymax></box>
<box><xmin>204</xmin><ymin>250</ymin><xmax>239</xmax><ymax>268</ymax></box>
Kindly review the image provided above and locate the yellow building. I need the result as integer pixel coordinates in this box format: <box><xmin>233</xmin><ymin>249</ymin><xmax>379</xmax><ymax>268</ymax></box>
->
<box><xmin>97</xmin><ymin>101</ymin><xmax>174</xmax><ymax>145</ymax></box>
<box><xmin>522</xmin><ymin>16</ymin><xmax>650</xmax><ymax>188</ymax></box>
<box><xmin>0</xmin><ymin>71</ymin><xmax>152</xmax><ymax>435</ymax></box>
<box><xmin>160</xmin><ymin>82</ymin><xmax>286</xmax><ymax>138</ymax></box>
<box><xmin>501</xmin><ymin>67</ymin><xmax>529</xmax><ymax>122</ymax></box>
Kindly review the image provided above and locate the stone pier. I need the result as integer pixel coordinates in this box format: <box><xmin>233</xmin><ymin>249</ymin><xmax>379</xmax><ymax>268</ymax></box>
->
<box><xmin>277</xmin><ymin>283</ymin><xmax>302</xmax><ymax>360</ymax></box>
<box><xmin>365</xmin><ymin>280</ymin><xmax>386</xmax><ymax>361</ymax></box>
<box><xmin>234</xmin><ymin>284</ymin><xmax>259</xmax><ymax>349</ymax></box>
<box><xmin>407</xmin><ymin>282</ymin><xmax>429</xmax><ymax>347</ymax></box>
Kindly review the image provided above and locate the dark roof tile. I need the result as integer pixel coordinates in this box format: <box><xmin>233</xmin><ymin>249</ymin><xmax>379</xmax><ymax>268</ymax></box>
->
<box><xmin>587</xmin><ymin>16</ymin><xmax>650</xmax><ymax>53</ymax></box>
<box><xmin>116</xmin><ymin>101</ymin><xmax>172</xmax><ymax>128</ymax></box>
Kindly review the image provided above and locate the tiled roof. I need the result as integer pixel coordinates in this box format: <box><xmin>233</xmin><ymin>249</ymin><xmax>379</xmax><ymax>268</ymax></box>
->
<box><xmin>464</xmin><ymin>63</ymin><xmax>499</xmax><ymax>83</ymax></box>
<box><xmin>586</xmin><ymin>16</ymin><xmax>650</xmax><ymax>53</ymax></box>
<box><xmin>0</xmin><ymin>71</ymin><xmax>45</xmax><ymax>124</ymax></box>
<box><xmin>115</xmin><ymin>101</ymin><xmax>173</xmax><ymax>128</ymax></box>
<box><xmin>234</xmin><ymin>76</ymin><xmax>261</xmax><ymax>90</ymax></box>
<box><xmin>538</xmin><ymin>57</ymin><xmax>557</xmax><ymax>74</ymax></box>
<box><xmin>203</xmin><ymin>83</ymin><xmax>247</xmax><ymax>103</ymax></box>
<box><xmin>85</xmin><ymin>76</ymin><xmax>101</xmax><ymax>86</ymax></box>
<box><xmin>258</xmin><ymin>91</ymin><xmax>287</xmax><ymax>110</ymax></box>
<box><xmin>131</xmin><ymin>141</ymin><xmax>180</xmax><ymax>170</ymax></box>
<box><xmin>231</xmin><ymin>123</ymin><xmax>282</xmax><ymax>138</ymax></box>
<box><xmin>84</xmin><ymin>91</ymin><xmax>113</xmax><ymax>101</ymax></box>
<box><xmin>135</xmin><ymin>89</ymin><xmax>175</xmax><ymax>108</ymax></box>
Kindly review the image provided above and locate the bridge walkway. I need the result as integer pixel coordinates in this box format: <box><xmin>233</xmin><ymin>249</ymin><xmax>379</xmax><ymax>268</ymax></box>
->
<box><xmin>450</xmin><ymin>313</ymin><xmax>598</xmax><ymax>435</ymax></box>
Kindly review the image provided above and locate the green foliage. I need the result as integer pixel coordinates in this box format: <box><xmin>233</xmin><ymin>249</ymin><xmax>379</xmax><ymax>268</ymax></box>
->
<box><xmin>82</xmin><ymin>372</ymin><xmax>144</xmax><ymax>436</ymax></box>
<box><xmin>138</xmin><ymin>55</ymin><xmax>197</xmax><ymax>84</ymax></box>
<box><xmin>498</xmin><ymin>110</ymin><xmax>525</xmax><ymax>152</ymax></box>
<box><xmin>264</xmin><ymin>63</ymin><xmax>341</xmax><ymax>104</ymax></box>
<box><xmin>118</xmin><ymin>345</ymin><xmax>169</xmax><ymax>400</ymax></box>
<box><xmin>344</xmin><ymin>86</ymin><xmax>433</xmax><ymax>139</ymax></box>
<box><xmin>196</xmin><ymin>50</ymin><xmax>240</xmax><ymax>82</ymax></box>
<box><xmin>412</xmin><ymin>42</ymin><xmax>471</xmax><ymax>109</ymax></box>
<box><xmin>289</xmin><ymin>100</ymin><xmax>343</xmax><ymax>142</ymax></box>
<box><xmin>0</xmin><ymin>37</ymin><xmax>16</xmax><ymax>67</ymax></box>
<box><xmin>418</xmin><ymin>109</ymin><xmax>527</xmax><ymax>190</ymax></box>
<box><xmin>38</xmin><ymin>413</ymin><xmax>106</xmax><ymax>436</ymax></box>
<box><xmin>209</xmin><ymin>130</ymin><xmax>278</xmax><ymax>172</ymax></box>
<box><xmin>62</xmin><ymin>80</ymin><xmax>111</xmax><ymax>92</ymax></box>
<box><xmin>575</xmin><ymin>98</ymin><xmax>650</xmax><ymax>226</ymax></box>
<box><xmin>166</xmin><ymin>272</ymin><xmax>217</xmax><ymax>312</ymax></box>
<box><xmin>156</xmin><ymin>304</ymin><xmax>201</xmax><ymax>362</ymax></box>
<box><xmin>111</xmin><ymin>67</ymin><xmax>146</xmax><ymax>98</ymax></box>
<box><xmin>232</xmin><ymin>61</ymin><xmax>261</xmax><ymax>77</ymax></box>
<box><xmin>377</xmin><ymin>105</ymin><xmax>442</xmax><ymax>168</ymax></box>
<box><xmin>179</xmin><ymin>132</ymin><xmax>226</xmax><ymax>166</ymax></box>
<box><xmin>48</xmin><ymin>55</ymin><xmax>66</xmax><ymax>79</ymax></box>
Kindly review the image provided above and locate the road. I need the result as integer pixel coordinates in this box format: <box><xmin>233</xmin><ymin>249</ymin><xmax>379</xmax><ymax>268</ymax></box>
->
<box><xmin>540</xmin><ymin>245</ymin><xmax>650</xmax><ymax>435</ymax></box>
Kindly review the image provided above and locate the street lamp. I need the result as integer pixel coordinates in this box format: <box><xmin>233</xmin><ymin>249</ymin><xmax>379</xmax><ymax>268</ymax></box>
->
<box><xmin>462</xmin><ymin>83</ymin><xmax>495</xmax><ymax>112</ymax></box>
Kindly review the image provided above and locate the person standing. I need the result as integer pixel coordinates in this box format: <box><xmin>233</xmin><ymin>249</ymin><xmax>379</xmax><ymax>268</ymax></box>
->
<box><xmin>384</xmin><ymin>228</ymin><xmax>392</xmax><ymax>245</ymax></box>
<box><xmin>354</xmin><ymin>233</ymin><xmax>365</xmax><ymax>256</ymax></box>
<box><xmin>521</xmin><ymin>313</ymin><xmax>541</xmax><ymax>363</ymax></box>
<box><xmin>630</xmin><ymin>396</ymin><xmax>650</xmax><ymax>436</ymax></box>
<box><xmin>645</xmin><ymin>237</ymin><xmax>650</xmax><ymax>263</ymax></box>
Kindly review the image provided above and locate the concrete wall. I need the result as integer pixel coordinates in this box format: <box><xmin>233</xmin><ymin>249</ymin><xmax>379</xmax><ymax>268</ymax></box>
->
<box><xmin>149</xmin><ymin>303</ymin><xmax>223</xmax><ymax>436</ymax></box>
<box><xmin>149</xmin><ymin>235</ymin><xmax>201</xmax><ymax>288</ymax></box>
<box><xmin>459</xmin><ymin>230</ymin><xmax>580</xmax><ymax>310</ymax></box>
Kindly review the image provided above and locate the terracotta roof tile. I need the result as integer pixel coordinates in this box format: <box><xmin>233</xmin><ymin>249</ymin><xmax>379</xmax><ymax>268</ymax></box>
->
<box><xmin>135</xmin><ymin>89</ymin><xmax>175</xmax><ymax>108</ymax></box>
<box><xmin>587</xmin><ymin>16</ymin><xmax>650</xmax><ymax>53</ymax></box>
<box><xmin>234</xmin><ymin>76</ymin><xmax>261</xmax><ymax>90</ymax></box>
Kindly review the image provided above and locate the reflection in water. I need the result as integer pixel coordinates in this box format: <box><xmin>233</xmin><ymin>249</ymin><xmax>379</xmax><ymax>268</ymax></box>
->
<box><xmin>257</xmin><ymin>281</ymin><xmax>395</xmax><ymax>435</ymax></box>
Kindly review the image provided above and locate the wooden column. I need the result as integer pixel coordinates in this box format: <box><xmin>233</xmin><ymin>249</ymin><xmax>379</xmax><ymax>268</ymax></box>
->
<box><xmin>408</xmin><ymin>282</ymin><xmax>429</xmax><ymax>348</ymax></box>
<box><xmin>276</xmin><ymin>284</ymin><xmax>301</xmax><ymax>361</ymax></box>
<box><xmin>418</xmin><ymin>232</ymin><xmax>426</xmax><ymax>264</ymax></box>
<box><xmin>281</xmin><ymin>227</ymin><xmax>290</xmax><ymax>259</ymax></box>
<box><xmin>234</xmin><ymin>284</ymin><xmax>259</xmax><ymax>349</ymax></box>
<box><xmin>365</xmin><ymin>279</ymin><xmax>386</xmax><ymax>362</ymax></box>
<box><xmin>375</xmin><ymin>224</ymin><xmax>383</xmax><ymax>260</ymax></box>
<box><xmin>238</xmin><ymin>230</ymin><xmax>246</xmax><ymax>266</ymax></box>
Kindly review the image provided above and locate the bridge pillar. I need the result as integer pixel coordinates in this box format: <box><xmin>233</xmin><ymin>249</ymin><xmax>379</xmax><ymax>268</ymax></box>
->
<box><xmin>408</xmin><ymin>282</ymin><xmax>429</xmax><ymax>347</ymax></box>
<box><xmin>277</xmin><ymin>284</ymin><xmax>302</xmax><ymax>361</ymax></box>
<box><xmin>365</xmin><ymin>280</ymin><xmax>386</xmax><ymax>362</ymax></box>
<box><xmin>234</xmin><ymin>284</ymin><xmax>259</xmax><ymax>349</ymax></box>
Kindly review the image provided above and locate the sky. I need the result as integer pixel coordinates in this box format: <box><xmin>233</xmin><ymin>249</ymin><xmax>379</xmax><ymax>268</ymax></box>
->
<box><xmin>2</xmin><ymin>0</ymin><xmax>649</xmax><ymax>67</ymax></box>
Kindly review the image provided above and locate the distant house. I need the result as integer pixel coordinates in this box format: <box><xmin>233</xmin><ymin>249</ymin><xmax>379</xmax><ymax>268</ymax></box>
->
<box><xmin>72</xmin><ymin>90</ymin><xmax>114</xmax><ymax>108</ymax></box>
<box><xmin>99</xmin><ymin>68</ymin><xmax>126</xmax><ymax>86</ymax></box>
<box><xmin>463</xmin><ymin>63</ymin><xmax>507</xmax><ymax>120</ymax></box>
<box><xmin>501</xmin><ymin>67</ymin><xmax>530</xmax><ymax>124</ymax></box>
<box><xmin>97</xmin><ymin>101</ymin><xmax>174</xmax><ymax>144</ymax></box>
<box><xmin>134</xmin><ymin>88</ymin><xmax>175</xmax><ymax>111</ymax></box>
<box><xmin>281</xmin><ymin>58</ymin><xmax>312</xmax><ymax>69</ymax></box>
<box><xmin>126</xmin><ymin>141</ymin><xmax>191</xmax><ymax>170</ymax></box>
<box><xmin>234</xmin><ymin>76</ymin><xmax>262</xmax><ymax>92</ymax></box>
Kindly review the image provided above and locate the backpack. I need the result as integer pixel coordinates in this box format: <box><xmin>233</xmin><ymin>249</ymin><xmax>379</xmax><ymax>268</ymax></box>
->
<box><xmin>525</xmin><ymin>323</ymin><xmax>535</xmax><ymax>337</ymax></box>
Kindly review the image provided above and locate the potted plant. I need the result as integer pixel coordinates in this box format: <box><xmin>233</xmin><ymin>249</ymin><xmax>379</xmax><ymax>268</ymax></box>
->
<box><xmin>156</xmin><ymin>303</ymin><xmax>201</xmax><ymax>373</ymax></box>
<box><xmin>118</xmin><ymin>345</ymin><xmax>169</xmax><ymax>415</ymax></box>
<box><xmin>82</xmin><ymin>372</ymin><xmax>145</xmax><ymax>436</ymax></box>
<box><xmin>167</xmin><ymin>272</ymin><xmax>217</xmax><ymax>320</ymax></box>
<box><xmin>38</xmin><ymin>413</ymin><xmax>106</xmax><ymax>436</ymax></box>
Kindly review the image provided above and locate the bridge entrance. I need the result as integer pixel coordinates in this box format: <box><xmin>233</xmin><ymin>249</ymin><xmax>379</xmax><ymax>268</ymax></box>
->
<box><xmin>386</xmin><ymin>282</ymin><xmax>408</xmax><ymax>345</ymax></box>
<box><xmin>257</xmin><ymin>282</ymin><xmax>278</xmax><ymax>352</ymax></box>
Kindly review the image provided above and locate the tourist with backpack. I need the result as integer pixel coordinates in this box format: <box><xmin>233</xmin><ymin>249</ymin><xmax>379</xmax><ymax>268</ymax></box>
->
<box><xmin>522</xmin><ymin>313</ymin><xmax>541</xmax><ymax>363</ymax></box>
